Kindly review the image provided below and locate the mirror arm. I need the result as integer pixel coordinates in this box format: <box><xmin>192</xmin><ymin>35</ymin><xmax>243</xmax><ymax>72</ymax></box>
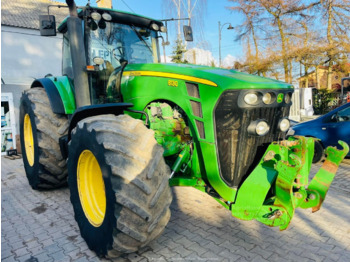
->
<box><xmin>47</xmin><ymin>5</ymin><xmax>67</xmax><ymax>16</ymax></box>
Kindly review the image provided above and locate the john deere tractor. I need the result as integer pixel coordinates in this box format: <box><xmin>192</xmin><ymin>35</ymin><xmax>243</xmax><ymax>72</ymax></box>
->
<box><xmin>20</xmin><ymin>0</ymin><xmax>349</xmax><ymax>258</ymax></box>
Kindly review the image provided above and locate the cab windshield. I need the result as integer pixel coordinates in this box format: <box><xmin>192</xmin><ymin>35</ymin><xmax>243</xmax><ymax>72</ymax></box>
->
<box><xmin>88</xmin><ymin>22</ymin><xmax>160</xmax><ymax>67</ymax></box>
<box><xmin>86</xmin><ymin>22</ymin><xmax>160</xmax><ymax>104</ymax></box>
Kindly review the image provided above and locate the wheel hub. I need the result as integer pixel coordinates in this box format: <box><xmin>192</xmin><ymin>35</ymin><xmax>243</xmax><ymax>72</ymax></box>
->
<box><xmin>23</xmin><ymin>114</ymin><xmax>34</xmax><ymax>166</ymax></box>
<box><xmin>77</xmin><ymin>150</ymin><xmax>106</xmax><ymax>227</ymax></box>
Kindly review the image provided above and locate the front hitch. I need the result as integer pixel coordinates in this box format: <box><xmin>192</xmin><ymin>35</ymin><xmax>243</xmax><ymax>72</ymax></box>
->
<box><xmin>231</xmin><ymin>136</ymin><xmax>349</xmax><ymax>230</ymax></box>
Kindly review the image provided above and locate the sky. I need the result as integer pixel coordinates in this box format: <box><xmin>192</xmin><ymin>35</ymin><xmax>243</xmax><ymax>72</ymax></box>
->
<box><xmin>55</xmin><ymin>0</ymin><xmax>244</xmax><ymax>65</ymax></box>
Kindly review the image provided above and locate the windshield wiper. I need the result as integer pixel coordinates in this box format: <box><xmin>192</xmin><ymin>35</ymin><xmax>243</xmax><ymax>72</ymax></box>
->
<box><xmin>129</xmin><ymin>25</ymin><xmax>153</xmax><ymax>54</ymax></box>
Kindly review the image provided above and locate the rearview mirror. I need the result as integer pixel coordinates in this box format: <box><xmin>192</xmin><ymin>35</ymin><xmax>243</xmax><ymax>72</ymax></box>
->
<box><xmin>39</xmin><ymin>15</ymin><xmax>56</xmax><ymax>36</ymax></box>
<box><xmin>183</xmin><ymin>25</ymin><xmax>193</xmax><ymax>42</ymax></box>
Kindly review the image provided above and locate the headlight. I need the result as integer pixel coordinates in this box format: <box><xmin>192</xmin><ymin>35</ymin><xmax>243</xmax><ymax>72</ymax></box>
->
<box><xmin>244</xmin><ymin>93</ymin><xmax>259</xmax><ymax>105</ymax></box>
<box><xmin>160</xmin><ymin>26</ymin><xmax>167</xmax><ymax>33</ymax></box>
<box><xmin>102</xmin><ymin>13</ymin><xmax>112</xmax><ymax>21</ymax></box>
<box><xmin>248</xmin><ymin>120</ymin><xmax>270</xmax><ymax>136</ymax></box>
<box><xmin>256</xmin><ymin>121</ymin><xmax>270</xmax><ymax>135</ymax></box>
<box><xmin>285</xmin><ymin>92</ymin><xmax>292</xmax><ymax>104</ymax></box>
<box><xmin>91</xmin><ymin>12</ymin><xmax>101</xmax><ymax>21</ymax></box>
<box><xmin>150</xmin><ymin>23</ymin><xmax>159</xmax><ymax>31</ymax></box>
<box><xmin>262</xmin><ymin>92</ymin><xmax>275</xmax><ymax>104</ymax></box>
<box><xmin>279</xmin><ymin>118</ymin><xmax>290</xmax><ymax>132</ymax></box>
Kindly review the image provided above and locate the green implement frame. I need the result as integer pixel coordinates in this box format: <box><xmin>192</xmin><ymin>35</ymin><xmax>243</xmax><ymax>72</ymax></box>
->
<box><xmin>231</xmin><ymin>136</ymin><xmax>349</xmax><ymax>230</ymax></box>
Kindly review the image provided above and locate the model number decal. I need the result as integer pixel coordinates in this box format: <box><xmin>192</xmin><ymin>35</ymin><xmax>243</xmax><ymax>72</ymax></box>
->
<box><xmin>168</xmin><ymin>80</ymin><xmax>178</xmax><ymax>87</ymax></box>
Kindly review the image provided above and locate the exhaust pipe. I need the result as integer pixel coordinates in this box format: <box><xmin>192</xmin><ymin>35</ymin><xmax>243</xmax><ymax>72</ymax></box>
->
<box><xmin>66</xmin><ymin>0</ymin><xmax>91</xmax><ymax>107</ymax></box>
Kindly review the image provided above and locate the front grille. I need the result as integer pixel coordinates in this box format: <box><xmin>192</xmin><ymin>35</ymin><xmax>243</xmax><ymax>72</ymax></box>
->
<box><xmin>214</xmin><ymin>90</ymin><xmax>291</xmax><ymax>187</ymax></box>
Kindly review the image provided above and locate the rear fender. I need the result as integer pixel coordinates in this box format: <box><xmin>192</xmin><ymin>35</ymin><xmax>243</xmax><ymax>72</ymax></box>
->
<box><xmin>31</xmin><ymin>76</ymin><xmax>76</xmax><ymax>114</ymax></box>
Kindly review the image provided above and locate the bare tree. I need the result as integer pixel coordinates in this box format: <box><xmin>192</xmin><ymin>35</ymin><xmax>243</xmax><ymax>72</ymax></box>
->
<box><xmin>320</xmin><ymin>0</ymin><xmax>350</xmax><ymax>89</ymax></box>
<box><xmin>162</xmin><ymin>0</ymin><xmax>207</xmax><ymax>44</ymax></box>
<box><xmin>228</xmin><ymin>0</ymin><xmax>265</xmax><ymax>75</ymax></box>
<box><xmin>228</xmin><ymin>0</ymin><xmax>321</xmax><ymax>83</ymax></box>
<box><xmin>256</xmin><ymin>0</ymin><xmax>320</xmax><ymax>83</ymax></box>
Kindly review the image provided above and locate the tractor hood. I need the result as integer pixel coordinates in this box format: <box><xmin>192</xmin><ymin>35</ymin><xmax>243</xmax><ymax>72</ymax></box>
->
<box><xmin>124</xmin><ymin>63</ymin><xmax>293</xmax><ymax>90</ymax></box>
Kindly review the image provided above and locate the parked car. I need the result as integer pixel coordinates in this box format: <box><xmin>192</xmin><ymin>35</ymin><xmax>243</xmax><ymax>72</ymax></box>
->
<box><xmin>287</xmin><ymin>102</ymin><xmax>350</xmax><ymax>163</ymax></box>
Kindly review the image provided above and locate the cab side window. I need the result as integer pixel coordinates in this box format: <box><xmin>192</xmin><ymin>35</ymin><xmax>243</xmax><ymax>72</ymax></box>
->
<box><xmin>62</xmin><ymin>34</ymin><xmax>73</xmax><ymax>79</ymax></box>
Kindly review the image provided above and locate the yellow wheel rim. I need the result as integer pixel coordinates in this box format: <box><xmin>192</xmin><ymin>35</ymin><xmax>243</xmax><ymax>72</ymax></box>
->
<box><xmin>77</xmin><ymin>150</ymin><xmax>106</xmax><ymax>227</ymax></box>
<box><xmin>23</xmin><ymin>114</ymin><xmax>34</xmax><ymax>166</ymax></box>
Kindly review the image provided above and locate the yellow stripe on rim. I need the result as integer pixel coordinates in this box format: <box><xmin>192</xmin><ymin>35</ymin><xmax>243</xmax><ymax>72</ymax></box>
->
<box><xmin>77</xmin><ymin>150</ymin><xmax>106</xmax><ymax>227</ymax></box>
<box><xmin>23</xmin><ymin>114</ymin><xmax>34</xmax><ymax>166</ymax></box>
<box><xmin>123</xmin><ymin>71</ymin><xmax>218</xmax><ymax>87</ymax></box>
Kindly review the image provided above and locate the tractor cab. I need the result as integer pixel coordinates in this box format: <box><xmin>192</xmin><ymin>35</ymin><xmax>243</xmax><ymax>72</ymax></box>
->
<box><xmin>55</xmin><ymin>7</ymin><xmax>164</xmax><ymax>104</ymax></box>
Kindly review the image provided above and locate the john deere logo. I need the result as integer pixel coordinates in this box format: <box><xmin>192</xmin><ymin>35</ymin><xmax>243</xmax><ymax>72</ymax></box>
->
<box><xmin>277</xmin><ymin>93</ymin><xmax>284</xmax><ymax>103</ymax></box>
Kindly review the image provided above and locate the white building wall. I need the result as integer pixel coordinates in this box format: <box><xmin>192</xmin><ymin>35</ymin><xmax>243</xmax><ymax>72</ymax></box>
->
<box><xmin>1</xmin><ymin>25</ymin><xmax>63</xmax><ymax>85</ymax></box>
<box><xmin>1</xmin><ymin>25</ymin><xmax>63</xmax><ymax>133</ymax></box>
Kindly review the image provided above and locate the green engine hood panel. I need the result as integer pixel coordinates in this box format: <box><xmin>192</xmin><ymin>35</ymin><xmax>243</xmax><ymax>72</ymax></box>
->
<box><xmin>124</xmin><ymin>63</ymin><xmax>293</xmax><ymax>90</ymax></box>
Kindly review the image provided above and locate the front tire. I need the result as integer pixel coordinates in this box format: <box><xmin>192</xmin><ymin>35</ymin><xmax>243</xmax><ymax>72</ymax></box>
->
<box><xmin>20</xmin><ymin>88</ymin><xmax>68</xmax><ymax>189</ymax></box>
<box><xmin>68</xmin><ymin>114</ymin><xmax>172</xmax><ymax>257</ymax></box>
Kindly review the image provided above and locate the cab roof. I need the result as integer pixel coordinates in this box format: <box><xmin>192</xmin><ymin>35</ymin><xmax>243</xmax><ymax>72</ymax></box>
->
<box><xmin>58</xmin><ymin>6</ymin><xmax>163</xmax><ymax>33</ymax></box>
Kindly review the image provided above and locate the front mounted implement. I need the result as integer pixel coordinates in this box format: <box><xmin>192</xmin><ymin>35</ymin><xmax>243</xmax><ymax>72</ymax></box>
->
<box><xmin>231</xmin><ymin>136</ymin><xmax>349</xmax><ymax>230</ymax></box>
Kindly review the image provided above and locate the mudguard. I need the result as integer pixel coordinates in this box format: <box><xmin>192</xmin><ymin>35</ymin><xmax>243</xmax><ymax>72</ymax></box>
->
<box><xmin>68</xmin><ymin>103</ymin><xmax>133</xmax><ymax>138</ymax></box>
<box><xmin>57</xmin><ymin>103</ymin><xmax>133</xmax><ymax>159</ymax></box>
<box><xmin>31</xmin><ymin>76</ymin><xmax>76</xmax><ymax>114</ymax></box>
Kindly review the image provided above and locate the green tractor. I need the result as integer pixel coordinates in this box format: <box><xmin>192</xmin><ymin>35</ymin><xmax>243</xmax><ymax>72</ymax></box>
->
<box><xmin>20</xmin><ymin>0</ymin><xmax>348</xmax><ymax>258</ymax></box>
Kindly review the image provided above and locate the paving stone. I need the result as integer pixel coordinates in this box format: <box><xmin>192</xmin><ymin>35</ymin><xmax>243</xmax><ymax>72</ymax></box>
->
<box><xmin>161</xmin><ymin>239</ymin><xmax>181</xmax><ymax>251</ymax></box>
<box><xmin>2</xmin><ymin>256</ymin><xmax>17</xmax><ymax>262</ymax></box>
<box><xmin>171</xmin><ymin>244</ymin><xmax>193</xmax><ymax>258</ymax></box>
<box><xmin>300</xmin><ymin>250</ymin><xmax>326</xmax><ymax>262</ymax></box>
<box><xmin>1</xmin><ymin>247</ymin><xmax>13</xmax><ymax>260</ymax></box>
<box><xmin>34</xmin><ymin>233</ymin><xmax>51</xmax><ymax>242</ymax></box>
<box><xmin>187</xmin><ymin>243</ymin><xmax>208</xmax><ymax>256</ymax></box>
<box><xmin>126</xmin><ymin>253</ymin><xmax>145</xmax><ymax>262</ymax></box>
<box><xmin>10</xmin><ymin>240</ymin><xmax>26</xmax><ymax>250</ymax></box>
<box><xmin>32</xmin><ymin>252</ymin><xmax>53</xmax><ymax>262</ymax></box>
<box><xmin>137</xmin><ymin>251</ymin><xmax>165</xmax><ymax>261</ymax></box>
<box><xmin>200</xmin><ymin>251</ymin><xmax>222</xmax><ymax>260</ymax></box>
<box><xmin>61</xmin><ymin>242</ymin><xmax>79</xmax><ymax>254</ymax></box>
<box><xmin>163</xmin><ymin>230</ymin><xmax>183</xmax><ymax>242</ymax></box>
<box><xmin>217</xmin><ymin>249</ymin><xmax>242</xmax><ymax>260</ymax></box>
<box><xmin>48</xmin><ymin>250</ymin><xmax>67</xmax><ymax>261</ymax></box>
<box><xmin>338</xmin><ymin>255</ymin><xmax>350</xmax><ymax>262</ymax></box>
<box><xmin>250</xmin><ymin>245</ymin><xmax>273</xmax><ymax>260</ymax></box>
<box><xmin>13</xmin><ymin>247</ymin><xmax>29</xmax><ymax>258</ymax></box>
<box><xmin>66</xmin><ymin>249</ymin><xmax>86</xmax><ymax>260</ymax></box>
<box><xmin>16</xmin><ymin>253</ymin><xmax>33</xmax><ymax>262</ymax></box>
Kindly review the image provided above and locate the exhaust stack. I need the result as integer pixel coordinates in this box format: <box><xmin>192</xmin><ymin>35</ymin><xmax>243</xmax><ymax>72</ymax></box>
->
<box><xmin>66</xmin><ymin>0</ymin><xmax>91</xmax><ymax>107</ymax></box>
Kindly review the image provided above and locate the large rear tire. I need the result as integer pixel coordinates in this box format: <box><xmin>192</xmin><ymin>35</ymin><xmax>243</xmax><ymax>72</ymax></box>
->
<box><xmin>19</xmin><ymin>88</ymin><xmax>68</xmax><ymax>189</ymax></box>
<box><xmin>68</xmin><ymin>114</ymin><xmax>172</xmax><ymax>257</ymax></box>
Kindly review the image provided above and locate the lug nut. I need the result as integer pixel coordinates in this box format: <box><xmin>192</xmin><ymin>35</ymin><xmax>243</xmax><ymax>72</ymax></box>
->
<box><xmin>309</xmin><ymin>193</ymin><xmax>316</xmax><ymax>200</ymax></box>
<box><xmin>294</xmin><ymin>192</ymin><xmax>303</xmax><ymax>199</ymax></box>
